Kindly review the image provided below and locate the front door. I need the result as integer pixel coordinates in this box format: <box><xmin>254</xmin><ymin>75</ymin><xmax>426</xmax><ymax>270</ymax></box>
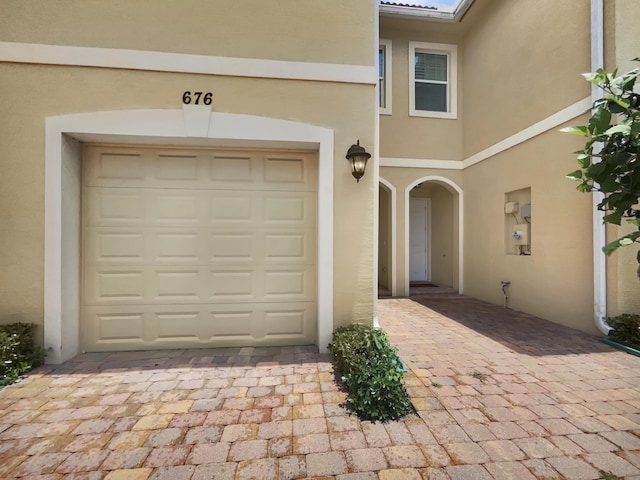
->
<box><xmin>410</xmin><ymin>197</ymin><xmax>430</xmax><ymax>282</ymax></box>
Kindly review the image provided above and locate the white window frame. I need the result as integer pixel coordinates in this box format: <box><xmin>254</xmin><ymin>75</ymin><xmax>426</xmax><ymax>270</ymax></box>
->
<box><xmin>409</xmin><ymin>41</ymin><xmax>457</xmax><ymax>119</ymax></box>
<box><xmin>379</xmin><ymin>39</ymin><xmax>392</xmax><ymax>115</ymax></box>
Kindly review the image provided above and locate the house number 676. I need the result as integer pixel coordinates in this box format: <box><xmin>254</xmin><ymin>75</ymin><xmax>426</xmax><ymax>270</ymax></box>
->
<box><xmin>182</xmin><ymin>91</ymin><xmax>213</xmax><ymax>105</ymax></box>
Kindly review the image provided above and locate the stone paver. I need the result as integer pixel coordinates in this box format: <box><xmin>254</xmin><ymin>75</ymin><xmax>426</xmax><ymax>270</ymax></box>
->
<box><xmin>2</xmin><ymin>296</ymin><xmax>640</xmax><ymax>479</ymax></box>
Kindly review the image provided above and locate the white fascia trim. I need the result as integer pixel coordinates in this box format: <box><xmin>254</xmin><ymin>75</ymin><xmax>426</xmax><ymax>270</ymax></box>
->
<box><xmin>0</xmin><ymin>41</ymin><xmax>377</xmax><ymax>85</ymax></box>
<box><xmin>380</xmin><ymin>5</ymin><xmax>446</xmax><ymax>19</ymax></box>
<box><xmin>45</xmin><ymin>109</ymin><xmax>334</xmax><ymax>363</ymax></box>
<box><xmin>381</xmin><ymin>157</ymin><xmax>463</xmax><ymax>169</ymax></box>
<box><xmin>452</xmin><ymin>0</ymin><xmax>476</xmax><ymax>21</ymax></box>
<box><xmin>591</xmin><ymin>0</ymin><xmax>610</xmax><ymax>335</ymax></box>
<box><xmin>379</xmin><ymin>0</ymin><xmax>475</xmax><ymax>22</ymax></box>
<box><xmin>379</xmin><ymin>177</ymin><xmax>397</xmax><ymax>297</ymax></box>
<box><xmin>463</xmin><ymin>97</ymin><xmax>592</xmax><ymax>169</ymax></box>
<box><xmin>404</xmin><ymin>176</ymin><xmax>463</xmax><ymax>296</ymax></box>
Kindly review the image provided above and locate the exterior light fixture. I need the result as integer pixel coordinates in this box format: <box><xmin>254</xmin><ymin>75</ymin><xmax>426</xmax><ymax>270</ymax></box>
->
<box><xmin>345</xmin><ymin>140</ymin><xmax>371</xmax><ymax>183</ymax></box>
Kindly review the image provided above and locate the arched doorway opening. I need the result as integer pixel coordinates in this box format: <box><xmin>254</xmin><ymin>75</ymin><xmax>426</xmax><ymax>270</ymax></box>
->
<box><xmin>405</xmin><ymin>176</ymin><xmax>463</xmax><ymax>296</ymax></box>
<box><xmin>378</xmin><ymin>179</ymin><xmax>396</xmax><ymax>297</ymax></box>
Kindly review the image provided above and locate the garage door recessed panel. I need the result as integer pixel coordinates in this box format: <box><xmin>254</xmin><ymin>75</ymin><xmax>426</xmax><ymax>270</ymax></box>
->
<box><xmin>264</xmin><ymin>310</ymin><xmax>305</xmax><ymax>336</ymax></box>
<box><xmin>155</xmin><ymin>154</ymin><xmax>198</xmax><ymax>180</ymax></box>
<box><xmin>156</xmin><ymin>194</ymin><xmax>199</xmax><ymax>224</ymax></box>
<box><xmin>155</xmin><ymin>233</ymin><xmax>200</xmax><ymax>262</ymax></box>
<box><xmin>156</xmin><ymin>312</ymin><xmax>201</xmax><ymax>340</ymax></box>
<box><xmin>265</xmin><ymin>197</ymin><xmax>304</xmax><ymax>222</ymax></box>
<box><xmin>211</xmin><ymin>311</ymin><xmax>253</xmax><ymax>337</ymax></box>
<box><xmin>210</xmin><ymin>155</ymin><xmax>253</xmax><ymax>182</ymax></box>
<box><xmin>264</xmin><ymin>270</ymin><xmax>306</xmax><ymax>297</ymax></box>
<box><xmin>96</xmin><ymin>313</ymin><xmax>144</xmax><ymax>341</ymax></box>
<box><xmin>264</xmin><ymin>157</ymin><xmax>305</xmax><ymax>183</ymax></box>
<box><xmin>265</xmin><ymin>234</ymin><xmax>305</xmax><ymax>260</ymax></box>
<box><xmin>93</xmin><ymin>270</ymin><xmax>145</xmax><ymax>303</ymax></box>
<box><xmin>211</xmin><ymin>234</ymin><xmax>253</xmax><ymax>260</ymax></box>
<box><xmin>210</xmin><ymin>271</ymin><xmax>254</xmax><ymax>298</ymax></box>
<box><xmin>93</xmin><ymin>192</ymin><xmax>145</xmax><ymax>224</ymax></box>
<box><xmin>94</xmin><ymin>232</ymin><xmax>145</xmax><ymax>263</ymax></box>
<box><xmin>211</xmin><ymin>196</ymin><xmax>253</xmax><ymax>222</ymax></box>
<box><xmin>96</xmin><ymin>153</ymin><xmax>145</xmax><ymax>181</ymax></box>
<box><xmin>154</xmin><ymin>270</ymin><xmax>200</xmax><ymax>301</ymax></box>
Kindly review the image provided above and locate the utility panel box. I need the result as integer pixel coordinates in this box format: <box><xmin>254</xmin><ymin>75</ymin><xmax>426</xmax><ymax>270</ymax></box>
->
<box><xmin>512</xmin><ymin>224</ymin><xmax>529</xmax><ymax>246</ymax></box>
<box><xmin>505</xmin><ymin>202</ymin><xmax>519</xmax><ymax>214</ymax></box>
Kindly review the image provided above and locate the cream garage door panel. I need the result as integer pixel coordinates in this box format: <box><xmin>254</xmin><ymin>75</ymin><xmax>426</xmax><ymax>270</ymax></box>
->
<box><xmin>82</xmin><ymin>145</ymin><xmax>317</xmax><ymax>351</ymax></box>
<box><xmin>83</xmin><ymin>303</ymin><xmax>316</xmax><ymax>349</ymax></box>
<box><xmin>84</xmin><ymin>265</ymin><xmax>316</xmax><ymax>305</ymax></box>
<box><xmin>84</xmin><ymin>149</ymin><xmax>317</xmax><ymax>191</ymax></box>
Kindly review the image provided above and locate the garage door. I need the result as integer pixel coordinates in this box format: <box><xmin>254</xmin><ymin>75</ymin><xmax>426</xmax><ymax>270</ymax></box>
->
<box><xmin>82</xmin><ymin>145</ymin><xmax>317</xmax><ymax>351</ymax></box>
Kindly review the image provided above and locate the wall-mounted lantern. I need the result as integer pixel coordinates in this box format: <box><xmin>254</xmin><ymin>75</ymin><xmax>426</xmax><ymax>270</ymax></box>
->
<box><xmin>345</xmin><ymin>140</ymin><xmax>371</xmax><ymax>183</ymax></box>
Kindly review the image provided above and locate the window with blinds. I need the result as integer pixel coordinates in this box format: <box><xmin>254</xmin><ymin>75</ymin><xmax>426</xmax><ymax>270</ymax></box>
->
<box><xmin>379</xmin><ymin>39</ymin><xmax>392</xmax><ymax>115</ymax></box>
<box><xmin>379</xmin><ymin>46</ymin><xmax>386</xmax><ymax>109</ymax></box>
<box><xmin>414</xmin><ymin>52</ymin><xmax>448</xmax><ymax>112</ymax></box>
<box><xmin>409</xmin><ymin>42</ymin><xmax>457</xmax><ymax>119</ymax></box>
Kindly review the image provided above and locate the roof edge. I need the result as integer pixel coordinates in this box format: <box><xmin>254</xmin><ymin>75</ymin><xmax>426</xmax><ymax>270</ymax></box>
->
<box><xmin>379</xmin><ymin>0</ymin><xmax>475</xmax><ymax>22</ymax></box>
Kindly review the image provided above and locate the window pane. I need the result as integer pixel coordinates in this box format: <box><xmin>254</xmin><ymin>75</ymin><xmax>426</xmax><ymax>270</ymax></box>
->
<box><xmin>379</xmin><ymin>46</ymin><xmax>386</xmax><ymax>108</ymax></box>
<box><xmin>415</xmin><ymin>82</ymin><xmax>447</xmax><ymax>112</ymax></box>
<box><xmin>415</xmin><ymin>53</ymin><xmax>447</xmax><ymax>82</ymax></box>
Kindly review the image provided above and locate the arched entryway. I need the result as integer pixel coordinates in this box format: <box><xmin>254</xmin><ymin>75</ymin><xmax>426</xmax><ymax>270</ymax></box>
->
<box><xmin>405</xmin><ymin>176</ymin><xmax>463</xmax><ymax>296</ymax></box>
<box><xmin>378</xmin><ymin>178</ymin><xmax>396</xmax><ymax>297</ymax></box>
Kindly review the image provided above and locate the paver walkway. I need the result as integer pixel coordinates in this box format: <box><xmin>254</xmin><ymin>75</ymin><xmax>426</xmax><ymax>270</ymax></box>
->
<box><xmin>1</xmin><ymin>295</ymin><xmax>640</xmax><ymax>479</ymax></box>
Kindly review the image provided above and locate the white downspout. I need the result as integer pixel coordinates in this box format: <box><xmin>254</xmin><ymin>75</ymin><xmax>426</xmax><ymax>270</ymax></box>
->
<box><xmin>373</xmin><ymin>0</ymin><xmax>381</xmax><ymax>328</ymax></box>
<box><xmin>591</xmin><ymin>0</ymin><xmax>611</xmax><ymax>335</ymax></box>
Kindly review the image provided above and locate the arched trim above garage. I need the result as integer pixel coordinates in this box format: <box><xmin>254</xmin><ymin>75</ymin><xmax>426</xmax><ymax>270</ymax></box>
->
<box><xmin>44</xmin><ymin>109</ymin><xmax>334</xmax><ymax>364</ymax></box>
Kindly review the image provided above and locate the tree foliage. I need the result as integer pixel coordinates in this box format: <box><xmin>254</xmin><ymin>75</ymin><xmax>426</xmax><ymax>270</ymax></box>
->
<box><xmin>562</xmin><ymin>60</ymin><xmax>640</xmax><ymax>255</ymax></box>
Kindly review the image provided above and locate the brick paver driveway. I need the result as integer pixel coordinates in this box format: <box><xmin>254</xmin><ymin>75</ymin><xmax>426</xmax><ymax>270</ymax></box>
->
<box><xmin>1</xmin><ymin>295</ymin><xmax>640</xmax><ymax>479</ymax></box>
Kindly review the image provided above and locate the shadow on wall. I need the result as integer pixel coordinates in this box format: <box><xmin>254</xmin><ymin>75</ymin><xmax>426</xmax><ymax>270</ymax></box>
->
<box><xmin>407</xmin><ymin>296</ymin><xmax>611</xmax><ymax>357</ymax></box>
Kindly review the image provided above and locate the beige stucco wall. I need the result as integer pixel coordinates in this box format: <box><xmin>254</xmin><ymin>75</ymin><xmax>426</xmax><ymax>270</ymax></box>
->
<box><xmin>462</xmin><ymin>0</ymin><xmax>591</xmax><ymax>158</ymax></box>
<box><xmin>379</xmin><ymin>16</ymin><xmax>463</xmax><ymax>161</ymax></box>
<box><xmin>379</xmin><ymin>167</ymin><xmax>462</xmax><ymax>295</ymax></box>
<box><xmin>607</xmin><ymin>0</ymin><xmax>640</xmax><ymax>316</ymax></box>
<box><xmin>0</xmin><ymin>0</ymin><xmax>377</xmax><ymax>345</ymax></box>
<box><xmin>0</xmin><ymin>0</ymin><xmax>372</xmax><ymax>65</ymax></box>
<box><xmin>462</xmin><ymin>121</ymin><xmax>597</xmax><ymax>334</ymax></box>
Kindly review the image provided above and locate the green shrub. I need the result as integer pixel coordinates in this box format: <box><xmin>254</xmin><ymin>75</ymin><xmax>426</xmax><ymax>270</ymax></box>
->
<box><xmin>608</xmin><ymin>313</ymin><xmax>640</xmax><ymax>346</ymax></box>
<box><xmin>0</xmin><ymin>323</ymin><xmax>46</xmax><ymax>387</ymax></box>
<box><xmin>328</xmin><ymin>324</ymin><xmax>412</xmax><ymax>422</ymax></box>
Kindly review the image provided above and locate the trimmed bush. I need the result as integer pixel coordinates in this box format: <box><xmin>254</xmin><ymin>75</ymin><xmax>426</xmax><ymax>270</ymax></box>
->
<box><xmin>328</xmin><ymin>324</ymin><xmax>411</xmax><ymax>422</ymax></box>
<box><xmin>0</xmin><ymin>323</ymin><xmax>46</xmax><ymax>387</ymax></box>
<box><xmin>608</xmin><ymin>313</ymin><xmax>640</xmax><ymax>346</ymax></box>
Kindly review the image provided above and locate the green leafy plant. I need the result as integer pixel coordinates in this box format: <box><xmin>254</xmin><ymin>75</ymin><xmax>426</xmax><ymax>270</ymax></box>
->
<box><xmin>607</xmin><ymin>313</ymin><xmax>640</xmax><ymax>346</ymax></box>
<box><xmin>328</xmin><ymin>324</ymin><xmax>412</xmax><ymax>422</ymax></box>
<box><xmin>469</xmin><ymin>370</ymin><xmax>488</xmax><ymax>382</ymax></box>
<box><xmin>431</xmin><ymin>382</ymin><xmax>442</xmax><ymax>388</ymax></box>
<box><xmin>599</xmin><ymin>470</ymin><xmax>623</xmax><ymax>480</ymax></box>
<box><xmin>0</xmin><ymin>323</ymin><xmax>46</xmax><ymax>387</ymax></box>
<box><xmin>562</xmin><ymin>60</ymin><xmax>640</xmax><ymax>255</ymax></box>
